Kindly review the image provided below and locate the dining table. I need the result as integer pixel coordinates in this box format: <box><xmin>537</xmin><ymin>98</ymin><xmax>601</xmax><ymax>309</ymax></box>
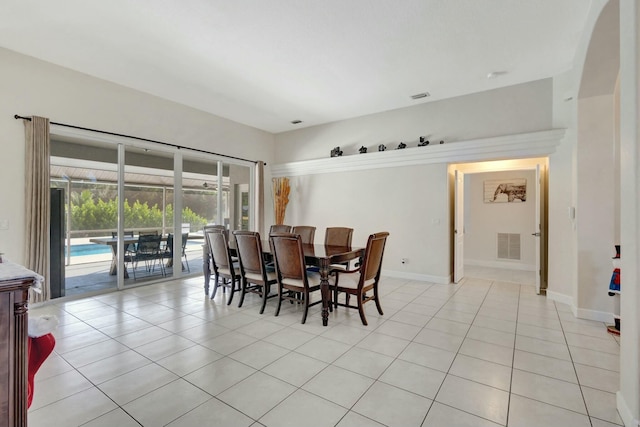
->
<box><xmin>203</xmin><ymin>238</ymin><xmax>364</xmax><ymax>326</ymax></box>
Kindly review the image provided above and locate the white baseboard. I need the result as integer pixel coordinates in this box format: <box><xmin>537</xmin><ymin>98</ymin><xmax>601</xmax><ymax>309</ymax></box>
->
<box><xmin>547</xmin><ymin>290</ymin><xmax>615</xmax><ymax>323</ymax></box>
<box><xmin>465</xmin><ymin>259</ymin><xmax>536</xmax><ymax>271</ymax></box>
<box><xmin>546</xmin><ymin>290</ymin><xmax>574</xmax><ymax>307</ymax></box>
<box><xmin>382</xmin><ymin>269</ymin><xmax>451</xmax><ymax>285</ymax></box>
<box><xmin>616</xmin><ymin>390</ymin><xmax>638</xmax><ymax>427</ymax></box>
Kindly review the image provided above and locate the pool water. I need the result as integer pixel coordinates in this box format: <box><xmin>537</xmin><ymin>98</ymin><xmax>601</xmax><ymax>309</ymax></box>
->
<box><xmin>65</xmin><ymin>241</ymin><xmax>201</xmax><ymax>257</ymax></box>
<box><xmin>65</xmin><ymin>244</ymin><xmax>111</xmax><ymax>257</ymax></box>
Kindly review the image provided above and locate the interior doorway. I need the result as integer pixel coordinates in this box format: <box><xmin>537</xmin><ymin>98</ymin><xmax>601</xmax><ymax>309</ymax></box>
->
<box><xmin>451</xmin><ymin>158</ymin><xmax>548</xmax><ymax>293</ymax></box>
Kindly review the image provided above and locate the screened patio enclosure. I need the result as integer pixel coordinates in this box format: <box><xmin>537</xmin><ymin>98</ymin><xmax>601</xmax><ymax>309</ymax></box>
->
<box><xmin>49</xmin><ymin>137</ymin><xmax>253</xmax><ymax>297</ymax></box>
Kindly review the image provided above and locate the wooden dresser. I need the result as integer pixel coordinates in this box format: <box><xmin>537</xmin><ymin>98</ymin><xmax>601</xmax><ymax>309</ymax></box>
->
<box><xmin>0</xmin><ymin>264</ymin><xmax>38</xmax><ymax>427</ymax></box>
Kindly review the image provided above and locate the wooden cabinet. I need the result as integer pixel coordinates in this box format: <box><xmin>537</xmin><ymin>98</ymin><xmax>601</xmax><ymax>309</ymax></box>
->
<box><xmin>0</xmin><ymin>276</ymin><xmax>32</xmax><ymax>427</ymax></box>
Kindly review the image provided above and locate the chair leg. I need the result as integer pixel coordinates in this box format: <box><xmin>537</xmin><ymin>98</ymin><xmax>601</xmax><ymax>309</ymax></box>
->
<box><xmin>238</xmin><ymin>279</ymin><xmax>247</xmax><ymax>307</ymax></box>
<box><xmin>357</xmin><ymin>293</ymin><xmax>368</xmax><ymax>326</ymax></box>
<box><xmin>374</xmin><ymin>289</ymin><xmax>384</xmax><ymax>316</ymax></box>
<box><xmin>210</xmin><ymin>275</ymin><xmax>220</xmax><ymax>299</ymax></box>
<box><xmin>259</xmin><ymin>284</ymin><xmax>269</xmax><ymax>314</ymax></box>
<box><xmin>275</xmin><ymin>284</ymin><xmax>284</xmax><ymax>317</ymax></box>
<box><xmin>301</xmin><ymin>289</ymin><xmax>310</xmax><ymax>324</ymax></box>
<box><xmin>227</xmin><ymin>279</ymin><xmax>235</xmax><ymax>305</ymax></box>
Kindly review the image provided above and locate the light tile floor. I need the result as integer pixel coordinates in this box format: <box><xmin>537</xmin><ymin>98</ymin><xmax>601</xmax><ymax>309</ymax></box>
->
<box><xmin>28</xmin><ymin>269</ymin><xmax>622</xmax><ymax>427</ymax></box>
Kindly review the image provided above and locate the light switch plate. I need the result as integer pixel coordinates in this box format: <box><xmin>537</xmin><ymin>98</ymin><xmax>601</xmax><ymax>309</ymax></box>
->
<box><xmin>0</xmin><ymin>220</ymin><xmax>8</xmax><ymax>230</ymax></box>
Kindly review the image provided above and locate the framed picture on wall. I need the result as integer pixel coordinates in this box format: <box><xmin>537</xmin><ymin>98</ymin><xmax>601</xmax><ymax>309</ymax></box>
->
<box><xmin>484</xmin><ymin>178</ymin><xmax>527</xmax><ymax>203</ymax></box>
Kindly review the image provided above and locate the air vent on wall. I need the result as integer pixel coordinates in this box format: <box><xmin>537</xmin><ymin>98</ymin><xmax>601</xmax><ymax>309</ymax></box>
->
<box><xmin>497</xmin><ymin>233</ymin><xmax>521</xmax><ymax>260</ymax></box>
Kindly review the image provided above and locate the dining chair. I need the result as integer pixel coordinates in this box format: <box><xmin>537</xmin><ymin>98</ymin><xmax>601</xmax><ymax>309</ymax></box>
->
<box><xmin>331</xmin><ymin>231</ymin><xmax>389</xmax><ymax>325</ymax></box>
<box><xmin>325</xmin><ymin>227</ymin><xmax>354</xmax><ymax>271</ymax></box>
<box><xmin>233</xmin><ymin>231</ymin><xmax>278</xmax><ymax>313</ymax></box>
<box><xmin>269</xmin><ymin>224</ymin><xmax>292</xmax><ymax>234</ymax></box>
<box><xmin>269</xmin><ymin>233</ymin><xmax>328</xmax><ymax>324</ymax></box>
<box><xmin>206</xmin><ymin>228</ymin><xmax>241</xmax><ymax>304</ymax></box>
<box><xmin>128</xmin><ymin>234</ymin><xmax>165</xmax><ymax>279</ymax></box>
<box><xmin>292</xmin><ymin>226</ymin><xmax>316</xmax><ymax>244</ymax></box>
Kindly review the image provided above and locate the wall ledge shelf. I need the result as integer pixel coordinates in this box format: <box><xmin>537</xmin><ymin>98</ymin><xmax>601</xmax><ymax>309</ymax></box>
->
<box><xmin>271</xmin><ymin>129</ymin><xmax>566</xmax><ymax>177</ymax></box>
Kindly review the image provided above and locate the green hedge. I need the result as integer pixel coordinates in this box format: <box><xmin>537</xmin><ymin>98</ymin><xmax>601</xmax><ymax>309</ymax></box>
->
<box><xmin>70</xmin><ymin>190</ymin><xmax>209</xmax><ymax>233</ymax></box>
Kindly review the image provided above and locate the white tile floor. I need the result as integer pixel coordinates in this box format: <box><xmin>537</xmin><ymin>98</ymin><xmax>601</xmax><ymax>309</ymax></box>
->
<box><xmin>27</xmin><ymin>269</ymin><xmax>622</xmax><ymax>427</ymax></box>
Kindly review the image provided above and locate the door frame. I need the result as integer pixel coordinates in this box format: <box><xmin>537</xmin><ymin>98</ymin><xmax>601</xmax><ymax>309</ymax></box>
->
<box><xmin>450</xmin><ymin>158</ymin><xmax>548</xmax><ymax>290</ymax></box>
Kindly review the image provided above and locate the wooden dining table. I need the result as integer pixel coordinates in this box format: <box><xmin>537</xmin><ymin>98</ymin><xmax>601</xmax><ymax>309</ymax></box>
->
<box><xmin>203</xmin><ymin>239</ymin><xmax>364</xmax><ymax>326</ymax></box>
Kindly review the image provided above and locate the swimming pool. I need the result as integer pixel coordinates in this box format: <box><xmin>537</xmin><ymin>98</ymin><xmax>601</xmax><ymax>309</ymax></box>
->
<box><xmin>65</xmin><ymin>241</ymin><xmax>201</xmax><ymax>257</ymax></box>
<box><xmin>65</xmin><ymin>244</ymin><xmax>111</xmax><ymax>257</ymax></box>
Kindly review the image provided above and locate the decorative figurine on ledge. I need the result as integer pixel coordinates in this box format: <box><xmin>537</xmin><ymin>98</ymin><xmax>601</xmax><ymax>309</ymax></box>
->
<box><xmin>397</xmin><ymin>142</ymin><xmax>407</xmax><ymax>149</ymax></box>
<box><xmin>378</xmin><ymin>144</ymin><xmax>386</xmax><ymax>152</ymax></box>
<box><xmin>359</xmin><ymin>146</ymin><xmax>368</xmax><ymax>154</ymax></box>
<box><xmin>330</xmin><ymin>146</ymin><xmax>343</xmax><ymax>157</ymax></box>
<box><xmin>418</xmin><ymin>136</ymin><xmax>429</xmax><ymax>147</ymax></box>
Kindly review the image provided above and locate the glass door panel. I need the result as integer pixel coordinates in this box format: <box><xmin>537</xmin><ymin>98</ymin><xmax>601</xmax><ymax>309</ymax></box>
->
<box><xmin>123</xmin><ymin>147</ymin><xmax>175</xmax><ymax>284</ymax></box>
<box><xmin>50</xmin><ymin>139</ymin><xmax>119</xmax><ymax>297</ymax></box>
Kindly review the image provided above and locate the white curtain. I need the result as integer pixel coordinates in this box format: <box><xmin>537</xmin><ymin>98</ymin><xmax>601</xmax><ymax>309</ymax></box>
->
<box><xmin>255</xmin><ymin>161</ymin><xmax>264</xmax><ymax>234</ymax></box>
<box><xmin>24</xmin><ymin>116</ymin><xmax>50</xmax><ymax>303</ymax></box>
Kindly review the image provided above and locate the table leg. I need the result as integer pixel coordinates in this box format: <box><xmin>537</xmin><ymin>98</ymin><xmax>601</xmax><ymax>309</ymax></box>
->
<box><xmin>203</xmin><ymin>244</ymin><xmax>210</xmax><ymax>296</ymax></box>
<box><xmin>319</xmin><ymin>259</ymin><xmax>331</xmax><ymax>326</ymax></box>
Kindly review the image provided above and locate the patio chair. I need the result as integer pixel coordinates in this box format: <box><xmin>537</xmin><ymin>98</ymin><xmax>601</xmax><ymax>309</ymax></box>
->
<box><xmin>163</xmin><ymin>233</ymin><xmax>190</xmax><ymax>272</ymax></box>
<box><xmin>129</xmin><ymin>234</ymin><xmax>165</xmax><ymax>279</ymax></box>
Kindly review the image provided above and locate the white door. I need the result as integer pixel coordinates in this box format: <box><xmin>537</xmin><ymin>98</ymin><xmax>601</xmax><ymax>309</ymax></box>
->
<box><xmin>454</xmin><ymin>170</ymin><xmax>465</xmax><ymax>283</ymax></box>
<box><xmin>534</xmin><ymin>164</ymin><xmax>541</xmax><ymax>294</ymax></box>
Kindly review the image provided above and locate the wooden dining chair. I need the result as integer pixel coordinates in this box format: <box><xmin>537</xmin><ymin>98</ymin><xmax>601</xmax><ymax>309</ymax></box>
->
<box><xmin>269</xmin><ymin>233</ymin><xmax>328</xmax><ymax>324</ymax></box>
<box><xmin>206</xmin><ymin>228</ymin><xmax>241</xmax><ymax>304</ymax></box>
<box><xmin>292</xmin><ymin>226</ymin><xmax>316</xmax><ymax>244</ymax></box>
<box><xmin>325</xmin><ymin>227</ymin><xmax>354</xmax><ymax>271</ymax></box>
<box><xmin>331</xmin><ymin>231</ymin><xmax>389</xmax><ymax>325</ymax></box>
<box><xmin>269</xmin><ymin>224</ymin><xmax>292</xmax><ymax>234</ymax></box>
<box><xmin>233</xmin><ymin>231</ymin><xmax>278</xmax><ymax>313</ymax></box>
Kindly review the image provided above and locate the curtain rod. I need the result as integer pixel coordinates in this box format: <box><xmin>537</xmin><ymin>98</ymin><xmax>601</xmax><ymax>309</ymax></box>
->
<box><xmin>14</xmin><ymin>114</ymin><xmax>264</xmax><ymax>165</ymax></box>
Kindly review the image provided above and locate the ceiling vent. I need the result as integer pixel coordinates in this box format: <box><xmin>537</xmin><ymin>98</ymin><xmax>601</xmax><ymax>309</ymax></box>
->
<box><xmin>290</xmin><ymin>120</ymin><xmax>303</xmax><ymax>125</ymax></box>
<box><xmin>410</xmin><ymin>92</ymin><xmax>430</xmax><ymax>100</ymax></box>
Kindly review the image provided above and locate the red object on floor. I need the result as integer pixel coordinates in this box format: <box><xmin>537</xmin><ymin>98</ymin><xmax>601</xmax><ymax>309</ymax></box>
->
<box><xmin>27</xmin><ymin>333</ymin><xmax>56</xmax><ymax>408</ymax></box>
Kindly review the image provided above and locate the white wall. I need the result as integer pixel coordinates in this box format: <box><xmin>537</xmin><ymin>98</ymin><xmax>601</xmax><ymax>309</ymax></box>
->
<box><xmin>464</xmin><ymin>170</ymin><xmax>536</xmax><ymax>270</ymax></box>
<box><xmin>0</xmin><ymin>47</ymin><xmax>275</xmax><ymax>263</ymax></box>
<box><xmin>274</xmin><ymin>81</ymin><xmax>554</xmax><ymax>283</ymax></box>
<box><xmin>275</xmin><ymin>79</ymin><xmax>553</xmax><ymax>163</ymax></box>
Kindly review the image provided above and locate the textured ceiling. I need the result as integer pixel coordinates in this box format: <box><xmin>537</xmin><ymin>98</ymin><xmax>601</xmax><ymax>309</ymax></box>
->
<box><xmin>0</xmin><ymin>0</ymin><xmax>593</xmax><ymax>133</ymax></box>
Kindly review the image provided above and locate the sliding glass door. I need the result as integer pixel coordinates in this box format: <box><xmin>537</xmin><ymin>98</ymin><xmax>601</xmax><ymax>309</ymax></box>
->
<box><xmin>49</xmin><ymin>134</ymin><xmax>256</xmax><ymax>298</ymax></box>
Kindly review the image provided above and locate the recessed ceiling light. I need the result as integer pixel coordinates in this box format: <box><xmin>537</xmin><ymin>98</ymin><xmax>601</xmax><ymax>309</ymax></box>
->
<box><xmin>487</xmin><ymin>71</ymin><xmax>508</xmax><ymax>79</ymax></box>
<box><xmin>411</xmin><ymin>92</ymin><xmax>430</xmax><ymax>100</ymax></box>
<box><xmin>290</xmin><ymin>120</ymin><xmax>303</xmax><ymax>124</ymax></box>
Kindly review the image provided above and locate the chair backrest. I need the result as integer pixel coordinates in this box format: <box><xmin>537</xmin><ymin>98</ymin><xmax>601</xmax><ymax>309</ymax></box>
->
<box><xmin>324</xmin><ymin>227</ymin><xmax>353</xmax><ymax>247</ymax></box>
<box><xmin>292</xmin><ymin>226</ymin><xmax>316</xmax><ymax>244</ymax></box>
<box><xmin>269</xmin><ymin>233</ymin><xmax>310</xmax><ymax>287</ymax></box>
<box><xmin>137</xmin><ymin>234</ymin><xmax>162</xmax><ymax>254</ymax></box>
<box><xmin>204</xmin><ymin>224</ymin><xmax>227</xmax><ymax>248</ymax></box>
<box><xmin>206</xmin><ymin>229</ymin><xmax>233</xmax><ymax>273</ymax></box>
<box><xmin>233</xmin><ymin>231</ymin><xmax>267</xmax><ymax>279</ymax></box>
<box><xmin>360</xmin><ymin>232</ymin><xmax>390</xmax><ymax>284</ymax></box>
<box><xmin>270</xmin><ymin>224</ymin><xmax>292</xmax><ymax>234</ymax></box>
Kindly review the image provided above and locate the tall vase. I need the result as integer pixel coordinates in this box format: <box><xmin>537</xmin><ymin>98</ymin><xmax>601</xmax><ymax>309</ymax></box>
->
<box><xmin>272</xmin><ymin>177</ymin><xmax>290</xmax><ymax>225</ymax></box>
